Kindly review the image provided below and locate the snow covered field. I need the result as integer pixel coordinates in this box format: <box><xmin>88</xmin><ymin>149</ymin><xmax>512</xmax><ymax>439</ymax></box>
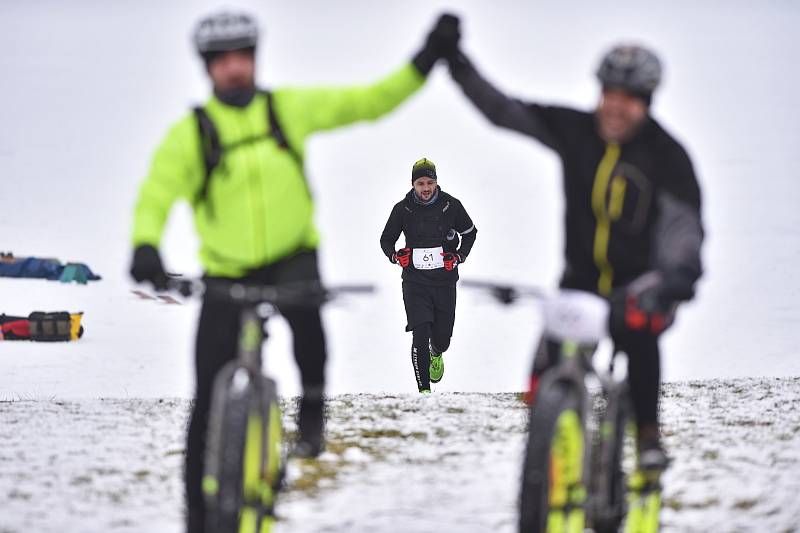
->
<box><xmin>2</xmin><ymin>378</ymin><xmax>799</xmax><ymax>533</ymax></box>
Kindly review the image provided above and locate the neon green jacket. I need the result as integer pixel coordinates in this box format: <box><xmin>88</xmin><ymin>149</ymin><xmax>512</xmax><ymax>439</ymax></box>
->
<box><xmin>132</xmin><ymin>62</ymin><xmax>425</xmax><ymax>277</ymax></box>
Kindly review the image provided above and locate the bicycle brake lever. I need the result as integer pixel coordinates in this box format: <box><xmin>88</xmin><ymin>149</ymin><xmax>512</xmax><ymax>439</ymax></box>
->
<box><xmin>493</xmin><ymin>287</ymin><xmax>517</xmax><ymax>305</ymax></box>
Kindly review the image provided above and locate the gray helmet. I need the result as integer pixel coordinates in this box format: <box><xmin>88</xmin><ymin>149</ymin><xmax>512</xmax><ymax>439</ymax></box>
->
<box><xmin>194</xmin><ymin>11</ymin><xmax>259</xmax><ymax>54</ymax></box>
<box><xmin>596</xmin><ymin>44</ymin><xmax>662</xmax><ymax>96</ymax></box>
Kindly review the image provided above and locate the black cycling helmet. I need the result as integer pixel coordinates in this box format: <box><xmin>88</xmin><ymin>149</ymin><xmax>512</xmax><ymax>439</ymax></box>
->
<box><xmin>596</xmin><ymin>44</ymin><xmax>662</xmax><ymax>100</ymax></box>
<box><xmin>194</xmin><ymin>11</ymin><xmax>259</xmax><ymax>56</ymax></box>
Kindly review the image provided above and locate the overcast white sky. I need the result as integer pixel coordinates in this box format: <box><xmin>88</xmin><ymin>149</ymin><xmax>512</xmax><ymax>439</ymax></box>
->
<box><xmin>1</xmin><ymin>1</ymin><xmax>798</xmax><ymax>397</ymax></box>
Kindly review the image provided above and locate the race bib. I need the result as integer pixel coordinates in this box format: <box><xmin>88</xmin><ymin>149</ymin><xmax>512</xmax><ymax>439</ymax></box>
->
<box><xmin>412</xmin><ymin>247</ymin><xmax>445</xmax><ymax>270</ymax></box>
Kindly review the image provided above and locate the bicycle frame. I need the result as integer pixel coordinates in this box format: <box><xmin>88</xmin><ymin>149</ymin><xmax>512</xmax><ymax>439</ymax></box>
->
<box><xmin>461</xmin><ymin>280</ymin><xmax>661</xmax><ymax>533</ymax></box>
<box><xmin>203</xmin><ymin>298</ymin><xmax>284</xmax><ymax>533</ymax></box>
<box><xmin>541</xmin><ymin>320</ymin><xmax>656</xmax><ymax>533</ymax></box>
<box><xmin>162</xmin><ymin>278</ymin><xmax>373</xmax><ymax>533</ymax></box>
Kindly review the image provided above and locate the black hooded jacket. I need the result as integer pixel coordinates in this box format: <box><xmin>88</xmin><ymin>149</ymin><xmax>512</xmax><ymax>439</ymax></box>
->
<box><xmin>449</xmin><ymin>54</ymin><xmax>703</xmax><ymax>297</ymax></box>
<box><xmin>380</xmin><ymin>188</ymin><xmax>477</xmax><ymax>286</ymax></box>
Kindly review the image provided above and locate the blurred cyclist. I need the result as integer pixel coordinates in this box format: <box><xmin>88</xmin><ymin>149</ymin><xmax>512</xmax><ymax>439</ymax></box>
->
<box><xmin>129</xmin><ymin>11</ymin><xmax>459</xmax><ymax>532</ymax></box>
<box><xmin>443</xmin><ymin>22</ymin><xmax>703</xmax><ymax>470</ymax></box>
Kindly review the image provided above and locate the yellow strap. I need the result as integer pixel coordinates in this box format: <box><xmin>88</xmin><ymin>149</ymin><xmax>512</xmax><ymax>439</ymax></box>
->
<box><xmin>591</xmin><ymin>143</ymin><xmax>621</xmax><ymax>295</ymax></box>
<box><xmin>609</xmin><ymin>176</ymin><xmax>628</xmax><ymax>220</ymax></box>
<box><xmin>69</xmin><ymin>313</ymin><xmax>83</xmax><ymax>341</ymax></box>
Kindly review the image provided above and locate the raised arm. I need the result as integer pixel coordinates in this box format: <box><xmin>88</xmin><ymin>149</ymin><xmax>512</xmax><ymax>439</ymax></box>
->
<box><xmin>274</xmin><ymin>15</ymin><xmax>460</xmax><ymax>155</ymax></box>
<box><xmin>448</xmin><ymin>51</ymin><xmax>562</xmax><ymax>150</ymax></box>
<box><xmin>274</xmin><ymin>63</ymin><xmax>425</xmax><ymax>155</ymax></box>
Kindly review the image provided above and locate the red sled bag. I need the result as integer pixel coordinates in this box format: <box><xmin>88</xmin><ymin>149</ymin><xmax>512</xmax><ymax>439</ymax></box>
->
<box><xmin>0</xmin><ymin>315</ymin><xmax>31</xmax><ymax>340</ymax></box>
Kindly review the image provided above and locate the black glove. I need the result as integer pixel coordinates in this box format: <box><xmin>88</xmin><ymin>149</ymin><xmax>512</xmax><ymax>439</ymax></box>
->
<box><xmin>447</xmin><ymin>49</ymin><xmax>473</xmax><ymax>77</ymax></box>
<box><xmin>130</xmin><ymin>244</ymin><xmax>168</xmax><ymax>291</ymax></box>
<box><xmin>412</xmin><ymin>13</ymin><xmax>461</xmax><ymax>75</ymax></box>
<box><xmin>610</xmin><ymin>271</ymin><xmax>683</xmax><ymax>335</ymax></box>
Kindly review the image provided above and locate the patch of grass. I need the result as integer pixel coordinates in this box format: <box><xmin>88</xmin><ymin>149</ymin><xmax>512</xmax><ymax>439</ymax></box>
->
<box><xmin>358</xmin><ymin>429</ymin><xmax>427</xmax><ymax>440</ymax></box>
<box><xmin>164</xmin><ymin>448</ymin><xmax>184</xmax><ymax>457</ymax></box>
<box><xmin>7</xmin><ymin>489</ymin><xmax>32</xmax><ymax>500</ymax></box>
<box><xmin>733</xmin><ymin>498</ymin><xmax>758</xmax><ymax>510</ymax></box>
<box><xmin>663</xmin><ymin>496</ymin><xmax>720</xmax><ymax>511</ymax></box>
<box><xmin>286</xmin><ymin>438</ymin><xmax>383</xmax><ymax>495</ymax></box>
<box><xmin>702</xmin><ymin>449</ymin><xmax>719</xmax><ymax>460</ymax></box>
<box><xmin>288</xmin><ymin>459</ymin><xmax>342</xmax><ymax>494</ymax></box>
<box><xmin>70</xmin><ymin>475</ymin><xmax>92</xmax><ymax>486</ymax></box>
<box><xmin>92</xmin><ymin>467</ymin><xmax>122</xmax><ymax>476</ymax></box>
<box><xmin>727</xmin><ymin>419</ymin><xmax>773</xmax><ymax>427</ymax></box>
<box><xmin>434</xmin><ymin>427</ymin><xmax>451</xmax><ymax>439</ymax></box>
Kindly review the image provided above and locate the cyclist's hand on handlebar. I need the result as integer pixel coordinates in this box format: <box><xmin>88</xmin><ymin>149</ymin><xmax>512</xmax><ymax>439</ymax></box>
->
<box><xmin>611</xmin><ymin>271</ymin><xmax>678</xmax><ymax>335</ymax></box>
<box><xmin>130</xmin><ymin>244</ymin><xmax>168</xmax><ymax>291</ymax></box>
<box><xmin>393</xmin><ymin>248</ymin><xmax>412</xmax><ymax>268</ymax></box>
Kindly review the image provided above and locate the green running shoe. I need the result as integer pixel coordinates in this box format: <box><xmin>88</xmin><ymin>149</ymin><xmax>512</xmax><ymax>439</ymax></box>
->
<box><xmin>429</xmin><ymin>353</ymin><xmax>444</xmax><ymax>383</ymax></box>
<box><xmin>420</xmin><ymin>389</ymin><xmax>431</xmax><ymax>395</ymax></box>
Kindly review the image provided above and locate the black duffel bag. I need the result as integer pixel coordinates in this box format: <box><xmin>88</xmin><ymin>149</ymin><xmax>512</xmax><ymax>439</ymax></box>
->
<box><xmin>28</xmin><ymin>311</ymin><xmax>73</xmax><ymax>342</ymax></box>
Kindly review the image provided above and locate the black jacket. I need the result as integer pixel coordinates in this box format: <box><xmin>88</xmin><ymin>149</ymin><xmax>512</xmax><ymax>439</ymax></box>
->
<box><xmin>450</xmin><ymin>54</ymin><xmax>703</xmax><ymax>297</ymax></box>
<box><xmin>380</xmin><ymin>188</ymin><xmax>477</xmax><ymax>286</ymax></box>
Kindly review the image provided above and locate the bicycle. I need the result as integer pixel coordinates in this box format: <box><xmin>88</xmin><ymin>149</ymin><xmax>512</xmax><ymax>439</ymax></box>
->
<box><xmin>461</xmin><ymin>280</ymin><xmax>664</xmax><ymax>533</ymax></box>
<box><xmin>167</xmin><ymin>278</ymin><xmax>373</xmax><ymax>533</ymax></box>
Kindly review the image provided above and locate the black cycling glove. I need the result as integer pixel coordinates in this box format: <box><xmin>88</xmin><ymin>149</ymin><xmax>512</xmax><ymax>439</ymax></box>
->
<box><xmin>130</xmin><ymin>244</ymin><xmax>168</xmax><ymax>291</ymax></box>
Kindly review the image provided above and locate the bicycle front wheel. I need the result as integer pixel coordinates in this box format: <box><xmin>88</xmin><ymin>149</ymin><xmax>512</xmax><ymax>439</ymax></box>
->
<box><xmin>519</xmin><ymin>381</ymin><xmax>586</xmax><ymax>533</ymax></box>
<box><xmin>592</xmin><ymin>384</ymin><xmax>634</xmax><ymax>533</ymax></box>
<box><xmin>203</xmin><ymin>363</ymin><xmax>283</xmax><ymax>533</ymax></box>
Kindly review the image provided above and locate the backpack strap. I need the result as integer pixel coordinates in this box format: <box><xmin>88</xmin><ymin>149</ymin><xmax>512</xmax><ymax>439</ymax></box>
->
<box><xmin>264</xmin><ymin>90</ymin><xmax>302</xmax><ymax>169</ymax></box>
<box><xmin>193</xmin><ymin>91</ymin><xmax>310</xmax><ymax>214</ymax></box>
<box><xmin>194</xmin><ymin>106</ymin><xmax>223</xmax><ymax>215</ymax></box>
<box><xmin>264</xmin><ymin>90</ymin><xmax>311</xmax><ymax>199</ymax></box>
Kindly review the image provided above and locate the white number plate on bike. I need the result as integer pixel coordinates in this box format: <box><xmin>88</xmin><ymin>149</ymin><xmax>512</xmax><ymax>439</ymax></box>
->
<box><xmin>413</xmin><ymin>247</ymin><xmax>444</xmax><ymax>270</ymax></box>
<box><xmin>543</xmin><ymin>290</ymin><xmax>610</xmax><ymax>344</ymax></box>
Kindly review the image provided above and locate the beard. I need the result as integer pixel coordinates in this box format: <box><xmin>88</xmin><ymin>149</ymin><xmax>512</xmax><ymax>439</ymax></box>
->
<box><xmin>214</xmin><ymin>81</ymin><xmax>256</xmax><ymax>107</ymax></box>
<box><xmin>214</xmin><ymin>72</ymin><xmax>256</xmax><ymax>107</ymax></box>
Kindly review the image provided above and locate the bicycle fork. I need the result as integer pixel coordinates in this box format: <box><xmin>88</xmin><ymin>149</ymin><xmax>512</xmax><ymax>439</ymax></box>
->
<box><xmin>623</xmin><ymin>469</ymin><xmax>662</xmax><ymax>533</ymax></box>
<box><xmin>548</xmin><ymin>408</ymin><xmax>587</xmax><ymax>533</ymax></box>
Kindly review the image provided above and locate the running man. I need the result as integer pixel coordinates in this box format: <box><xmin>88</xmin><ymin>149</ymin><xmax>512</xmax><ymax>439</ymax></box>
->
<box><xmin>380</xmin><ymin>158</ymin><xmax>478</xmax><ymax>393</ymax></box>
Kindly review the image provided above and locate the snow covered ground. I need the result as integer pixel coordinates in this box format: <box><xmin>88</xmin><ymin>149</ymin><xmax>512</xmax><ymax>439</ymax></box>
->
<box><xmin>2</xmin><ymin>378</ymin><xmax>799</xmax><ymax>533</ymax></box>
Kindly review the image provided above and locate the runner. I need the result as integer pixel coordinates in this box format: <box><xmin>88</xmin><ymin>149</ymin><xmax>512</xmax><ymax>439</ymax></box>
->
<box><xmin>380</xmin><ymin>158</ymin><xmax>478</xmax><ymax>393</ymax></box>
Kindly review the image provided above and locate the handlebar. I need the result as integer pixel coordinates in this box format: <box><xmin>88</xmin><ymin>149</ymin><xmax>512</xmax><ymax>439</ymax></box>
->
<box><xmin>459</xmin><ymin>279</ymin><xmax>547</xmax><ymax>304</ymax></box>
<box><xmin>165</xmin><ymin>277</ymin><xmax>374</xmax><ymax>306</ymax></box>
<box><xmin>462</xmin><ymin>279</ymin><xmax>612</xmax><ymax>345</ymax></box>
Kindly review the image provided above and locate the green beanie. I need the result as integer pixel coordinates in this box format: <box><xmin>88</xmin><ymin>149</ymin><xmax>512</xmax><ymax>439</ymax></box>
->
<box><xmin>412</xmin><ymin>158</ymin><xmax>437</xmax><ymax>182</ymax></box>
